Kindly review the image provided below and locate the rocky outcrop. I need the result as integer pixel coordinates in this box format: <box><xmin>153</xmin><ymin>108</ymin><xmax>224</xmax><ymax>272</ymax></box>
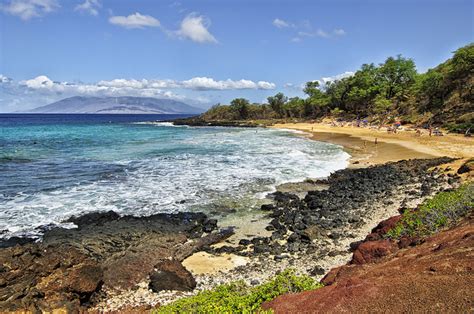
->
<box><xmin>0</xmin><ymin>211</ymin><xmax>229</xmax><ymax>312</ymax></box>
<box><xmin>216</xmin><ymin>157</ymin><xmax>459</xmax><ymax>258</ymax></box>
<box><xmin>263</xmin><ymin>215</ymin><xmax>474</xmax><ymax>313</ymax></box>
<box><xmin>364</xmin><ymin>215</ymin><xmax>402</xmax><ymax>241</ymax></box>
<box><xmin>171</xmin><ymin>116</ymin><xmax>262</xmax><ymax>127</ymax></box>
<box><xmin>149</xmin><ymin>260</ymin><xmax>196</xmax><ymax>292</ymax></box>
<box><xmin>351</xmin><ymin>239</ymin><xmax>398</xmax><ymax>264</ymax></box>
<box><xmin>0</xmin><ymin>244</ymin><xmax>102</xmax><ymax>312</ymax></box>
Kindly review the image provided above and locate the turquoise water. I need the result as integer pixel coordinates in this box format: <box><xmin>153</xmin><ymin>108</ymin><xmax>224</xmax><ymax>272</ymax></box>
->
<box><xmin>0</xmin><ymin>114</ymin><xmax>349</xmax><ymax>238</ymax></box>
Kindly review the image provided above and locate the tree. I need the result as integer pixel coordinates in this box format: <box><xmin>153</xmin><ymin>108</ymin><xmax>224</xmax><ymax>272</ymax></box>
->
<box><xmin>378</xmin><ymin>55</ymin><xmax>417</xmax><ymax>100</ymax></box>
<box><xmin>283</xmin><ymin>97</ymin><xmax>305</xmax><ymax>118</ymax></box>
<box><xmin>303</xmin><ymin>81</ymin><xmax>330</xmax><ymax>114</ymax></box>
<box><xmin>417</xmin><ymin>69</ymin><xmax>445</xmax><ymax>110</ymax></box>
<box><xmin>267</xmin><ymin>92</ymin><xmax>287</xmax><ymax>117</ymax></box>
<box><xmin>230</xmin><ymin>98</ymin><xmax>250</xmax><ymax>119</ymax></box>
<box><xmin>325</xmin><ymin>78</ymin><xmax>352</xmax><ymax>111</ymax></box>
<box><xmin>451</xmin><ymin>44</ymin><xmax>474</xmax><ymax>79</ymax></box>
<box><xmin>345</xmin><ymin>63</ymin><xmax>380</xmax><ymax>115</ymax></box>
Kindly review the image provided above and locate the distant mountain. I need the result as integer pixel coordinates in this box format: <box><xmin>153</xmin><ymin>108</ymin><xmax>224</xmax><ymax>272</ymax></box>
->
<box><xmin>27</xmin><ymin>96</ymin><xmax>203</xmax><ymax>114</ymax></box>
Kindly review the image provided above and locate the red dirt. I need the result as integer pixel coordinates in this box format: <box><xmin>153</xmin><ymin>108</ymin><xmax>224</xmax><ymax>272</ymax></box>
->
<box><xmin>263</xmin><ymin>217</ymin><xmax>474</xmax><ymax>313</ymax></box>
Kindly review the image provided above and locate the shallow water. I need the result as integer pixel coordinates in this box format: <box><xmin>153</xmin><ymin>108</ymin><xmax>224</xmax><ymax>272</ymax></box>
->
<box><xmin>0</xmin><ymin>114</ymin><xmax>349</xmax><ymax>238</ymax></box>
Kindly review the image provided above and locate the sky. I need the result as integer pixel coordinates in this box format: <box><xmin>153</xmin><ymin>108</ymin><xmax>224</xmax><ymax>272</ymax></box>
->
<box><xmin>0</xmin><ymin>0</ymin><xmax>473</xmax><ymax>112</ymax></box>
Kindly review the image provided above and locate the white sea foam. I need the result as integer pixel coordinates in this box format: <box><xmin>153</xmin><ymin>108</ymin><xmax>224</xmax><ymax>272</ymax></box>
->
<box><xmin>0</xmin><ymin>127</ymin><xmax>349</xmax><ymax>239</ymax></box>
<box><xmin>133</xmin><ymin>121</ymin><xmax>189</xmax><ymax>128</ymax></box>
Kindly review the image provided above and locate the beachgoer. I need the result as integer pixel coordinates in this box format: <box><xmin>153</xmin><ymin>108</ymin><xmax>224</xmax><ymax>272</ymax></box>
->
<box><xmin>375</xmin><ymin>138</ymin><xmax>378</xmax><ymax>145</ymax></box>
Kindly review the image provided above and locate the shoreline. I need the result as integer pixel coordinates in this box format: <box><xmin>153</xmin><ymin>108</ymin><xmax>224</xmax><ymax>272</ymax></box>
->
<box><xmin>271</xmin><ymin>122</ymin><xmax>474</xmax><ymax>167</ymax></box>
<box><xmin>1</xmin><ymin>121</ymin><xmax>471</xmax><ymax>312</ymax></box>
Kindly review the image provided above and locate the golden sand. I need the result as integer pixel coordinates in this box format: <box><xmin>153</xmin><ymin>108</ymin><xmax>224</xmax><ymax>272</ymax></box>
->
<box><xmin>272</xmin><ymin>122</ymin><xmax>474</xmax><ymax>167</ymax></box>
<box><xmin>182</xmin><ymin>252</ymin><xmax>249</xmax><ymax>275</ymax></box>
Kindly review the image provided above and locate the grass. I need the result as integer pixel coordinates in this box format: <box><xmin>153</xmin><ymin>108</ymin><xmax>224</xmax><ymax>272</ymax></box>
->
<box><xmin>386</xmin><ymin>182</ymin><xmax>474</xmax><ymax>239</ymax></box>
<box><xmin>153</xmin><ymin>269</ymin><xmax>322</xmax><ymax>314</ymax></box>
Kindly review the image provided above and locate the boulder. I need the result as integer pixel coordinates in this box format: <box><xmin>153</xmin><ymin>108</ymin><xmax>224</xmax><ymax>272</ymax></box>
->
<box><xmin>302</xmin><ymin>225</ymin><xmax>325</xmax><ymax>241</ymax></box>
<box><xmin>149</xmin><ymin>260</ymin><xmax>196</xmax><ymax>292</ymax></box>
<box><xmin>351</xmin><ymin>240</ymin><xmax>398</xmax><ymax>264</ymax></box>
<box><xmin>365</xmin><ymin>215</ymin><xmax>402</xmax><ymax>241</ymax></box>
<box><xmin>66</xmin><ymin>264</ymin><xmax>103</xmax><ymax>294</ymax></box>
<box><xmin>457</xmin><ymin>159</ymin><xmax>474</xmax><ymax>174</ymax></box>
<box><xmin>202</xmin><ymin>219</ymin><xmax>218</xmax><ymax>233</ymax></box>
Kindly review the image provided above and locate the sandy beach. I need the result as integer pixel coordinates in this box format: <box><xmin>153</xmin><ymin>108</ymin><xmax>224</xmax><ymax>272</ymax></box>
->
<box><xmin>272</xmin><ymin>122</ymin><xmax>474</xmax><ymax>167</ymax></box>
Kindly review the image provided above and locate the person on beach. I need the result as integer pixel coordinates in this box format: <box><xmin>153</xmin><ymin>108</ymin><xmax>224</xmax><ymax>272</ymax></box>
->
<box><xmin>375</xmin><ymin>138</ymin><xmax>378</xmax><ymax>145</ymax></box>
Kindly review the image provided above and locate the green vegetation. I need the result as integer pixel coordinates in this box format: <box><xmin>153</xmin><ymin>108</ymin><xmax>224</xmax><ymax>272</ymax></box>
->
<box><xmin>154</xmin><ymin>269</ymin><xmax>322</xmax><ymax>314</ymax></box>
<box><xmin>387</xmin><ymin>182</ymin><xmax>474</xmax><ymax>239</ymax></box>
<box><xmin>200</xmin><ymin>44</ymin><xmax>474</xmax><ymax>132</ymax></box>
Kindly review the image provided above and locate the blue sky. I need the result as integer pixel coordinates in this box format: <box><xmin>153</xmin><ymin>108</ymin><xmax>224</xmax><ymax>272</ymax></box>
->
<box><xmin>0</xmin><ymin>0</ymin><xmax>473</xmax><ymax>112</ymax></box>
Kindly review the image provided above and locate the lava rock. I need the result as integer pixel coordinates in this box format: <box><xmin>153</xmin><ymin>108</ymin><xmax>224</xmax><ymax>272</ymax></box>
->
<box><xmin>203</xmin><ymin>219</ymin><xmax>218</xmax><ymax>233</ymax></box>
<box><xmin>149</xmin><ymin>260</ymin><xmax>196</xmax><ymax>292</ymax></box>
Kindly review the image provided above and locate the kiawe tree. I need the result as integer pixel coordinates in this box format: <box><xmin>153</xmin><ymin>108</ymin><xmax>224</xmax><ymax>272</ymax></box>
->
<box><xmin>230</xmin><ymin>98</ymin><xmax>250</xmax><ymax>120</ymax></box>
<box><xmin>378</xmin><ymin>55</ymin><xmax>417</xmax><ymax>101</ymax></box>
<box><xmin>267</xmin><ymin>92</ymin><xmax>288</xmax><ymax>118</ymax></box>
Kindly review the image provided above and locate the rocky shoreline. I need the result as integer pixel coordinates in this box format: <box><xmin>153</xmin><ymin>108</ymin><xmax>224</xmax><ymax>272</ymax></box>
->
<box><xmin>263</xmin><ymin>196</ymin><xmax>474</xmax><ymax>313</ymax></box>
<box><xmin>0</xmin><ymin>211</ymin><xmax>230</xmax><ymax>312</ymax></box>
<box><xmin>170</xmin><ymin>116</ymin><xmax>264</xmax><ymax>127</ymax></box>
<box><xmin>0</xmin><ymin>156</ymin><xmax>463</xmax><ymax>312</ymax></box>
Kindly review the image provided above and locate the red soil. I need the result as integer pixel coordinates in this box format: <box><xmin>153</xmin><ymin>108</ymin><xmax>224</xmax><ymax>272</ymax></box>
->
<box><xmin>263</xmin><ymin>216</ymin><xmax>474</xmax><ymax>313</ymax></box>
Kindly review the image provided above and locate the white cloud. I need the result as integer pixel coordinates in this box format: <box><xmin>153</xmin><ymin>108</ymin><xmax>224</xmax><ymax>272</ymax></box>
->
<box><xmin>21</xmin><ymin>75</ymin><xmax>56</xmax><ymax>89</ymax></box>
<box><xmin>272</xmin><ymin>18</ymin><xmax>292</xmax><ymax>28</ymax></box>
<box><xmin>15</xmin><ymin>76</ymin><xmax>275</xmax><ymax>94</ymax></box>
<box><xmin>97</xmin><ymin>77</ymin><xmax>275</xmax><ymax>91</ymax></box>
<box><xmin>75</xmin><ymin>0</ymin><xmax>100</xmax><ymax>16</ymax></box>
<box><xmin>283</xmin><ymin>71</ymin><xmax>355</xmax><ymax>92</ymax></box>
<box><xmin>257</xmin><ymin>81</ymin><xmax>276</xmax><ymax>90</ymax></box>
<box><xmin>176</xmin><ymin>13</ymin><xmax>217</xmax><ymax>43</ymax></box>
<box><xmin>1</xmin><ymin>75</ymin><xmax>276</xmax><ymax>111</ymax></box>
<box><xmin>1</xmin><ymin>0</ymin><xmax>59</xmax><ymax>20</ymax></box>
<box><xmin>316</xmin><ymin>29</ymin><xmax>329</xmax><ymax>38</ymax></box>
<box><xmin>333</xmin><ymin>28</ymin><xmax>346</xmax><ymax>36</ymax></box>
<box><xmin>292</xmin><ymin>28</ymin><xmax>346</xmax><ymax>42</ymax></box>
<box><xmin>181</xmin><ymin>77</ymin><xmax>275</xmax><ymax>90</ymax></box>
<box><xmin>109</xmin><ymin>12</ymin><xmax>160</xmax><ymax>29</ymax></box>
<box><xmin>281</xmin><ymin>19</ymin><xmax>346</xmax><ymax>42</ymax></box>
<box><xmin>320</xmin><ymin>71</ymin><xmax>354</xmax><ymax>85</ymax></box>
<box><xmin>0</xmin><ymin>74</ymin><xmax>13</xmax><ymax>83</ymax></box>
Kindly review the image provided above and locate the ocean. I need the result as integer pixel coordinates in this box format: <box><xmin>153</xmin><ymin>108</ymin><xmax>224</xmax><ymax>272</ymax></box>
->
<box><xmin>0</xmin><ymin>114</ymin><xmax>349</xmax><ymax>239</ymax></box>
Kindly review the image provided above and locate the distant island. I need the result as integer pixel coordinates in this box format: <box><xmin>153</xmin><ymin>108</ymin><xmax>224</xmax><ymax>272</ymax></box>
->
<box><xmin>26</xmin><ymin>96</ymin><xmax>203</xmax><ymax>114</ymax></box>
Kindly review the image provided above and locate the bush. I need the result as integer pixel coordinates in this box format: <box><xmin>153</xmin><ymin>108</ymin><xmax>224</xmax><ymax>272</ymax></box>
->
<box><xmin>387</xmin><ymin>183</ymin><xmax>474</xmax><ymax>239</ymax></box>
<box><xmin>154</xmin><ymin>269</ymin><xmax>322</xmax><ymax>313</ymax></box>
<box><xmin>444</xmin><ymin>122</ymin><xmax>474</xmax><ymax>134</ymax></box>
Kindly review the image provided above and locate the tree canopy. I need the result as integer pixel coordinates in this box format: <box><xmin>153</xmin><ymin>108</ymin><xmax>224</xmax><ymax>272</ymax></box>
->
<box><xmin>200</xmin><ymin>43</ymin><xmax>473</xmax><ymax>132</ymax></box>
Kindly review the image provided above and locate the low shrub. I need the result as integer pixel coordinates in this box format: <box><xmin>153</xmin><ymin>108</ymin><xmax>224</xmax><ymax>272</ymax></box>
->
<box><xmin>387</xmin><ymin>183</ymin><xmax>474</xmax><ymax>239</ymax></box>
<box><xmin>154</xmin><ymin>269</ymin><xmax>322</xmax><ymax>313</ymax></box>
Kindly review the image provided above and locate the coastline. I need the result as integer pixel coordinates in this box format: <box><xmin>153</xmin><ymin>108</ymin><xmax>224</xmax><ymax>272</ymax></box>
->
<box><xmin>1</xmin><ymin>122</ymin><xmax>472</xmax><ymax>312</ymax></box>
<box><xmin>271</xmin><ymin>122</ymin><xmax>474</xmax><ymax>167</ymax></box>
